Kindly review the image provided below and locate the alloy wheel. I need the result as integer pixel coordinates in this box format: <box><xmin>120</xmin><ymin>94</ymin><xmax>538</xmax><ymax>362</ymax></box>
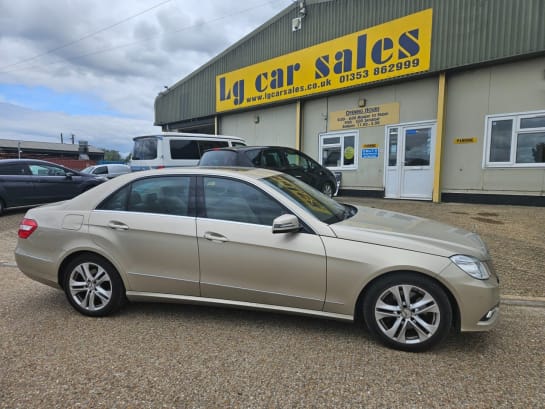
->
<box><xmin>374</xmin><ymin>284</ymin><xmax>441</xmax><ymax>345</ymax></box>
<box><xmin>68</xmin><ymin>262</ymin><xmax>113</xmax><ymax>312</ymax></box>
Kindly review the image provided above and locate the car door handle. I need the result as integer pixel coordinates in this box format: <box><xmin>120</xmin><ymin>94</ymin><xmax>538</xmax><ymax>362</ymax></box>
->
<box><xmin>203</xmin><ymin>232</ymin><xmax>228</xmax><ymax>243</ymax></box>
<box><xmin>108</xmin><ymin>221</ymin><xmax>129</xmax><ymax>231</ymax></box>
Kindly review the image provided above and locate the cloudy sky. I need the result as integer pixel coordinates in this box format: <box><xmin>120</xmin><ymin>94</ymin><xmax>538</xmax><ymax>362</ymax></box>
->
<box><xmin>0</xmin><ymin>0</ymin><xmax>292</xmax><ymax>155</ymax></box>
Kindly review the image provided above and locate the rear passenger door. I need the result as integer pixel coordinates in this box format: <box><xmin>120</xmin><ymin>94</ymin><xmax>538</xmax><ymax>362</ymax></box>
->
<box><xmin>89</xmin><ymin>175</ymin><xmax>200</xmax><ymax>296</ymax></box>
<box><xmin>0</xmin><ymin>162</ymin><xmax>36</xmax><ymax>207</ymax></box>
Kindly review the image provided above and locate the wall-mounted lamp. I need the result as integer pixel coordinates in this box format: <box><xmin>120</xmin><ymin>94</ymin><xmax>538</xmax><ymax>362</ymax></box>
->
<box><xmin>254</xmin><ymin>114</ymin><xmax>260</xmax><ymax>124</ymax></box>
<box><xmin>358</xmin><ymin>98</ymin><xmax>366</xmax><ymax>107</ymax></box>
<box><xmin>292</xmin><ymin>0</ymin><xmax>306</xmax><ymax>32</ymax></box>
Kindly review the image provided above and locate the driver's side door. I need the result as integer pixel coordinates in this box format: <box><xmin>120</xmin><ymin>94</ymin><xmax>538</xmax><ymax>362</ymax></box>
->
<box><xmin>197</xmin><ymin>176</ymin><xmax>327</xmax><ymax>311</ymax></box>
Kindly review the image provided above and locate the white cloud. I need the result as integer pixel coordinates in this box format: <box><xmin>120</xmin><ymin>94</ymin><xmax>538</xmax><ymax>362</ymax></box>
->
<box><xmin>0</xmin><ymin>0</ymin><xmax>292</xmax><ymax>151</ymax></box>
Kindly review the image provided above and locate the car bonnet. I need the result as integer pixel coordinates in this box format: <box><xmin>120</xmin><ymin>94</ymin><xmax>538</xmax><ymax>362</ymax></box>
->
<box><xmin>329</xmin><ymin>205</ymin><xmax>489</xmax><ymax>259</ymax></box>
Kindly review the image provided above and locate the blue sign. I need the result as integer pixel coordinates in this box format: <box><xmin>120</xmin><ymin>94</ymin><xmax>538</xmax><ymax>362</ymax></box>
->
<box><xmin>362</xmin><ymin>148</ymin><xmax>379</xmax><ymax>158</ymax></box>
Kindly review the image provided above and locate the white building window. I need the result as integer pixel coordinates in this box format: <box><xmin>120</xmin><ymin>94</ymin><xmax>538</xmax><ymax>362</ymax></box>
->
<box><xmin>485</xmin><ymin>111</ymin><xmax>545</xmax><ymax>167</ymax></box>
<box><xmin>319</xmin><ymin>130</ymin><xmax>358</xmax><ymax>170</ymax></box>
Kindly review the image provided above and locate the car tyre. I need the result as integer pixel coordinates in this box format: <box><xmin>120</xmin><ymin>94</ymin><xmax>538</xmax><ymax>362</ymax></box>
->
<box><xmin>62</xmin><ymin>253</ymin><xmax>126</xmax><ymax>317</ymax></box>
<box><xmin>363</xmin><ymin>273</ymin><xmax>452</xmax><ymax>352</ymax></box>
<box><xmin>320</xmin><ymin>182</ymin><xmax>334</xmax><ymax>197</ymax></box>
<box><xmin>0</xmin><ymin>198</ymin><xmax>4</xmax><ymax>215</ymax></box>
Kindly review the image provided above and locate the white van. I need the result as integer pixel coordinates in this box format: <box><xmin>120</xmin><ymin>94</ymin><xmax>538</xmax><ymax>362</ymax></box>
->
<box><xmin>129</xmin><ymin>133</ymin><xmax>246</xmax><ymax>170</ymax></box>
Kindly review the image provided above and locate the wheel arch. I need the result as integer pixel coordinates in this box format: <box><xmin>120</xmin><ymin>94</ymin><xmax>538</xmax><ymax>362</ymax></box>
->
<box><xmin>57</xmin><ymin>250</ymin><xmax>127</xmax><ymax>291</ymax></box>
<box><xmin>353</xmin><ymin>270</ymin><xmax>461</xmax><ymax>331</ymax></box>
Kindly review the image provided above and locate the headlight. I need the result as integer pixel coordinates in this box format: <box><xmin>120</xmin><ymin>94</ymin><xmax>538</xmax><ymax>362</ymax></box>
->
<box><xmin>450</xmin><ymin>255</ymin><xmax>490</xmax><ymax>280</ymax></box>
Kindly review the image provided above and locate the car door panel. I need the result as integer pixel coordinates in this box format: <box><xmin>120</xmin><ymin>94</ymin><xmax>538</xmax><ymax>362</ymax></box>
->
<box><xmin>89</xmin><ymin>211</ymin><xmax>200</xmax><ymax>295</ymax></box>
<box><xmin>197</xmin><ymin>218</ymin><xmax>327</xmax><ymax>310</ymax></box>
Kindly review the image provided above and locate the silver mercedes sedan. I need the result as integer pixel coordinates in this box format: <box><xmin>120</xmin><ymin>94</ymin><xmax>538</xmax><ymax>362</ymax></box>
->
<box><xmin>15</xmin><ymin>168</ymin><xmax>499</xmax><ymax>352</ymax></box>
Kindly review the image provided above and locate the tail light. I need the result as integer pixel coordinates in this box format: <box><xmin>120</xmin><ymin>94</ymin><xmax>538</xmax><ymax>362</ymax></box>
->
<box><xmin>18</xmin><ymin>218</ymin><xmax>38</xmax><ymax>239</ymax></box>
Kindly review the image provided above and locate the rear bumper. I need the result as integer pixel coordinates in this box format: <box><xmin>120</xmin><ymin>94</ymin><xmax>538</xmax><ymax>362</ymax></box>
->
<box><xmin>15</xmin><ymin>248</ymin><xmax>60</xmax><ymax>289</ymax></box>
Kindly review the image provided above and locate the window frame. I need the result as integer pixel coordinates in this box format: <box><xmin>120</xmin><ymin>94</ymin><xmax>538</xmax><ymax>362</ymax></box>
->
<box><xmin>318</xmin><ymin>130</ymin><xmax>359</xmax><ymax>170</ymax></box>
<box><xmin>484</xmin><ymin>110</ymin><xmax>545</xmax><ymax>168</ymax></box>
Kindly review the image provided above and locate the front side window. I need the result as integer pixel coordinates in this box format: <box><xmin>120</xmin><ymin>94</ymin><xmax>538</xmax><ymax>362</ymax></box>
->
<box><xmin>486</xmin><ymin>112</ymin><xmax>545</xmax><ymax>167</ymax></box>
<box><xmin>319</xmin><ymin>131</ymin><xmax>358</xmax><ymax>170</ymax></box>
<box><xmin>202</xmin><ymin>177</ymin><xmax>285</xmax><ymax>225</ymax></box>
<box><xmin>285</xmin><ymin>150</ymin><xmax>311</xmax><ymax>170</ymax></box>
<box><xmin>29</xmin><ymin>164</ymin><xmax>67</xmax><ymax>176</ymax></box>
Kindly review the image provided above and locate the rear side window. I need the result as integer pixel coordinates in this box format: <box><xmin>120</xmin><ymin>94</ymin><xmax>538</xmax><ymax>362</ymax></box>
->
<box><xmin>132</xmin><ymin>138</ymin><xmax>158</xmax><ymax>160</ymax></box>
<box><xmin>97</xmin><ymin>177</ymin><xmax>192</xmax><ymax>216</ymax></box>
<box><xmin>0</xmin><ymin>163</ymin><xmax>29</xmax><ymax>175</ymax></box>
<box><xmin>199</xmin><ymin>150</ymin><xmax>238</xmax><ymax>166</ymax></box>
<box><xmin>170</xmin><ymin>140</ymin><xmax>199</xmax><ymax>159</ymax></box>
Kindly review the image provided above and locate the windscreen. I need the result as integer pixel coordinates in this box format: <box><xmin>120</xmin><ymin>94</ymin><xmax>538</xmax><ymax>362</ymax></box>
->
<box><xmin>199</xmin><ymin>150</ymin><xmax>238</xmax><ymax>166</ymax></box>
<box><xmin>262</xmin><ymin>173</ymin><xmax>348</xmax><ymax>224</ymax></box>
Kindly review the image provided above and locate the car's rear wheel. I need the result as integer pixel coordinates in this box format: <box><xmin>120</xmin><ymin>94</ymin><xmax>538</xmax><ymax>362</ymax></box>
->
<box><xmin>363</xmin><ymin>273</ymin><xmax>452</xmax><ymax>352</ymax></box>
<box><xmin>62</xmin><ymin>254</ymin><xmax>125</xmax><ymax>317</ymax></box>
<box><xmin>320</xmin><ymin>182</ymin><xmax>334</xmax><ymax>197</ymax></box>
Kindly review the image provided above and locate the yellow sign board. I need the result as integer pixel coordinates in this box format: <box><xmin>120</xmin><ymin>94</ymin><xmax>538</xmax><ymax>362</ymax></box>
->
<box><xmin>454</xmin><ymin>137</ymin><xmax>478</xmax><ymax>144</ymax></box>
<box><xmin>363</xmin><ymin>144</ymin><xmax>379</xmax><ymax>148</ymax></box>
<box><xmin>328</xmin><ymin>103</ymin><xmax>400</xmax><ymax>131</ymax></box>
<box><xmin>216</xmin><ymin>9</ymin><xmax>433</xmax><ymax>112</ymax></box>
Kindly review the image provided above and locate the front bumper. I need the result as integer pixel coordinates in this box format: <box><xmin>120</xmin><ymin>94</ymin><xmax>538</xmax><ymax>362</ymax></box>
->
<box><xmin>440</xmin><ymin>262</ymin><xmax>500</xmax><ymax>332</ymax></box>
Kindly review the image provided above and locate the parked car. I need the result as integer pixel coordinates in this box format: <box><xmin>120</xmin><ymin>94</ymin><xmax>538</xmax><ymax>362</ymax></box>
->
<box><xmin>0</xmin><ymin>159</ymin><xmax>105</xmax><ymax>215</ymax></box>
<box><xmin>129</xmin><ymin>132</ymin><xmax>246</xmax><ymax>171</ymax></box>
<box><xmin>81</xmin><ymin>164</ymin><xmax>130</xmax><ymax>179</ymax></box>
<box><xmin>15</xmin><ymin>167</ymin><xmax>499</xmax><ymax>352</ymax></box>
<box><xmin>199</xmin><ymin>146</ymin><xmax>339</xmax><ymax>197</ymax></box>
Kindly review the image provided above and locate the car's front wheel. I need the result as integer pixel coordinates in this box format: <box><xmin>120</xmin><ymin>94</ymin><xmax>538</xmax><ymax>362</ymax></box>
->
<box><xmin>363</xmin><ymin>273</ymin><xmax>452</xmax><ymax>352</ymax></box>
<box><xmin>320</xmin><ymin>182</ymin><xmax>334</xmax><ymax>197</ymax></box>
<box><xmin>62</xmin><ymin>254</ymin><xmax>125</xmax><ymax>317</ymax></box>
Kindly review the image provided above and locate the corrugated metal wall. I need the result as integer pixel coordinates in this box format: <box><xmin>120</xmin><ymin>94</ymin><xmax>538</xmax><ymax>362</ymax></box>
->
<box><xmin>154</xmin><ymin>0</ymin><xmax>545</xmax><ymax>127</ymax></box>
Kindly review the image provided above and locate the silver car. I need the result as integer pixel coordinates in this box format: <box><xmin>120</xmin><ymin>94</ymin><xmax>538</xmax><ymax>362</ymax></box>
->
<box><xmin>15</xmin><ymin>168</ymin><xmax>499</xmax><ymax>352</ymax></box>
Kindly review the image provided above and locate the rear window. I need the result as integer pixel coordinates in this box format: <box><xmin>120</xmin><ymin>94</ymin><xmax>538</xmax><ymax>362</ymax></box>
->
<box><xmin>199</xmin><ymin>150</ymin><xmax>238</xmax><ymax>166</ymax></box>
<box><xmin>133</xmin><ymin>138</ymin><xmax>158</xmax><ymax>160</ymax></box>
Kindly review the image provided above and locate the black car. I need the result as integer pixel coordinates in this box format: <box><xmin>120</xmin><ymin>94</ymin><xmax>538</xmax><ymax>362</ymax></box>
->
<box><xmin>199</xmin><ymin>146</ymin><xmax>339</xmax><ymax>197</ymax></box>
<box><xmin>0</xmin><ymin>159</ymin><xmax>105</xmax><ymax>215</ymax></box>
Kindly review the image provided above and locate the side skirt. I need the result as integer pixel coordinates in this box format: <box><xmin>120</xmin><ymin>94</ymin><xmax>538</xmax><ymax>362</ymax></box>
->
<box><xmin>126</xmin><ymin>291</ymin><xmax>354</xmax><ymax>322</ymax></box>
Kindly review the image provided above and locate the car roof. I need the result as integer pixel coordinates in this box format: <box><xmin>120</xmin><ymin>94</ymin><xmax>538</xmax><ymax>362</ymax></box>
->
<box><xmin>133</xmin><ymin>132</ymin><xmax>245</xmax><ymax>141</ymax></box>
<box><xmin>67</xmin><ymin>167</ymin><xmax>283</xmax><ymax>210</ymax></box>
<box><xmin>0</xmin><ymin>158</ymin><xmax>64</xmax><ymax>165</ymax></box>
<box><xmin>202</xmin><ymin>146</ymin><xmax>293</xmax><ymax>153</ymax></box>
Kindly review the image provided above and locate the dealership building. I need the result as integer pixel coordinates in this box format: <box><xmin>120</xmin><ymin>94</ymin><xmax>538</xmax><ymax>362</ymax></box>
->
<box><xmin>154</xmin><ymin>0</ymin><xmax>545</xmax><ymax>205</ymax></box>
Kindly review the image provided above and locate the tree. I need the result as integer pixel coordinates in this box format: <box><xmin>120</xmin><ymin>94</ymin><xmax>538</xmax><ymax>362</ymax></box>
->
<box><xmin>102</xmin><ymin>149</ymin><xmax>122</xmax><ymax>161</ymax></box>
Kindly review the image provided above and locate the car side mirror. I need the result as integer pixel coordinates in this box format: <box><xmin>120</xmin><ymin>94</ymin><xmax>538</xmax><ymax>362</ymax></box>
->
<box><xmin>65</xmin><ymin>172</ymin><xmax>74</xmax><ymax>179</ymax></box>
<box><xmin>272</xmin><ymin>214</ymin><xmax>301</xmax><ymax>234</ymax></box>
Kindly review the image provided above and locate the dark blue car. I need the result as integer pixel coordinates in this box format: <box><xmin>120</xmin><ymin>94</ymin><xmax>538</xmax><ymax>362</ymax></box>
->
<box><xmin>0</xmin><ymin>159</ymin><xmax>105</xmax><ymax>215</ymax></box>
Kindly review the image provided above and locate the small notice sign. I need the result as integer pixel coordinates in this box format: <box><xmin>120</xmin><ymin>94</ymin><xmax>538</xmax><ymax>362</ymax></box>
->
<box><xmin>454</xmin><ymin>137</ymin><xmax>477</xmax><ymax>144</ymax></box>
<box><xmin>329</xmin><ymin>103</ymin><xmax>400</xmax><ymax>131</ymax></box>
<box><xmin>362</xmin><ymin>148</ymin><xmax>379</xmax><ymax>158</ymax></box>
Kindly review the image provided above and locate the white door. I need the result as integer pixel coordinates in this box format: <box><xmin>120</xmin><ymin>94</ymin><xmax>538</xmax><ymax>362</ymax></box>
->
<box><xmin>385</xmin><ymin>123</ymin><xmax>436</xmax><ymax>200</ymax></box>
